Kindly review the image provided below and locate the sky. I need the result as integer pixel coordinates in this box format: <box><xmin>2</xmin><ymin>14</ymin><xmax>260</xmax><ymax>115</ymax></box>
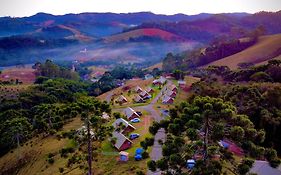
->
<box><xmin>1</xmin><ymin>0</ymin><xmax>281</xmax><ymax>17</ymax></box>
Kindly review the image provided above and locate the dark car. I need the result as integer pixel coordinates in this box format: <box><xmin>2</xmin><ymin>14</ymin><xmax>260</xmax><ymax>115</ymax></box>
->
<box><xmin>130</xmin><ymin>133</ymin><xmax>140</xmax><ymax>140</ymax></box>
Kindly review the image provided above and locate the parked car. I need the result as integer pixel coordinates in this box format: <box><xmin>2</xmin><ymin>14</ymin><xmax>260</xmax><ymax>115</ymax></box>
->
<box><xmin>130</xmin><ymin>133</ymin><xmax>140</xmax><ymax>140</ymax></box>
<box><xmin>136</xmin><ymin>111</ymin><xmax>142</xmax><ymax>116</ymax></box>
<box><xmin>130</xmin><ymin>118</ymin><xmax>141</xmax><ymax>123</ymax></box>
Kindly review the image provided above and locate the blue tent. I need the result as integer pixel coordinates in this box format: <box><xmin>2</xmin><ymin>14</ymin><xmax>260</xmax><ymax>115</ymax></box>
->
<box><xmin>135</xmin><ymin>154</ymin><xmax>142</xmax><ymax>161</ymax></box>
<box><xmin>186</xmin><ymin>159</ymin><xmax>196</xmax><ymax>169</ymax></box>
<box><xmin>220</xmin><ymin>140</ymin><xmax>229</xmax><ymax>148</ymax></box>
<box><xmin>135</xmin><ymin>148</ymin><xmax>144</xmax><ymax>155</ymax></box>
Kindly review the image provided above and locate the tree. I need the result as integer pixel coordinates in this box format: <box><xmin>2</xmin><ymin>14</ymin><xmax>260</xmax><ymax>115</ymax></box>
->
<box><xmin>147</xmin><ymin>160</ymin><xmax>157</xmax><ymax>172</ymax></box>
<box><xmin>230</xmin><ymin>126</ymin><xmax>245</xmax><ymax>142</ymax></box>
<box><xmin>0</xmin><ymin>117</ymin><xmax>32</xmax><ymax>158</ymax></box>
<box><xmin>78</xmin><ymin>97</ymin><xmax>112</xmax><ymax>175</ymax></box>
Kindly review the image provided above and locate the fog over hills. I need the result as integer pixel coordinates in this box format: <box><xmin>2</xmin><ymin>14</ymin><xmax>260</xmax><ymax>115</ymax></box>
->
<box><xmin>0</xmin><ymin>11</ymin><xmax>280</xmax><ymax>66</ymax></box>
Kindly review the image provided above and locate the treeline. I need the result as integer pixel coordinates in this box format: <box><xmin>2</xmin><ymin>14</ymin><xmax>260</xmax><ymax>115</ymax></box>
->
<box><xmin>33</xmin><ymin>60</ymin><xmax>80</xmax><ymax>81</ymax></box>
<box><xmin>88</xmin><ymin>65</ymin><xmax>145</xmax><ymax>96</ymax></box>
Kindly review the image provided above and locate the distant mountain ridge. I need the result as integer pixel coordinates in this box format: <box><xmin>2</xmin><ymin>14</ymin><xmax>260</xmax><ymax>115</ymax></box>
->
<box><xmin>1</xmin><ymin>11</ymin><xmax>281</xmax><ymax>66</ymax></box>
<box><xmin>0</xmin><ymin>12</ymin><xmax>247</xmax><ymax>38</ymax></box>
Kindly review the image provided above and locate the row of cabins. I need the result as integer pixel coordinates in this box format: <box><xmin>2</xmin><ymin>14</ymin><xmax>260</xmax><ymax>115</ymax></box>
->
<box><xmin>162</xmin><ymin>84</ymin><xmax>178</xmax><ymax>104</ymax></box>
<box><xmin>115</xmin><ymin>86</ymin><xmax>154</xmax><ymax>104</ymax></box>
<box><xmin>111</xmin><ymin>107</ymin><xmax>140</xmax><ymax>151</ymax></box>
<box><xmin>134</xmin><ymin>86</ymin><xmax>153</xmax><ymax>103</ymax></box>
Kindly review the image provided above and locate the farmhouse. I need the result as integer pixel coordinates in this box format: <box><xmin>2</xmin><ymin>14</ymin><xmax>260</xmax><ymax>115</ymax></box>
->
<box><xmin>139</xmin><ymin>90</ymin><xmax>151</xmax><ymax>99</ymax></box>
<box><xmin>162</xmin><ymin>95</ymin><xmax>174</xmax><ymax>104</ymax></box>
<box><xmin>135</xmin><ymin>86</ymin><xmax>143</xmax><ymax>93</ymax></box>
<box><xmin>112</xmin><ymin>118</ymin><xmax>136</xmax><ymax>134</ymax></box>
<box><xmin>134</xmin><ymin>95</ymin><xmax>144</xmax><ymax>103</ymax></box>
<box><xmin>124</xmin><ymin>107</ymin><xmax>140</xmax><ymax>120</ymax></box>
<box><xmin>112</xmin><ymin>131</ymin><xmax>132</xmax><ymax>151</ymax></box>
<box><xmin>116</xmin><ymin>95</ymin><xmax>128</xmax><ymax>104</ymax></box>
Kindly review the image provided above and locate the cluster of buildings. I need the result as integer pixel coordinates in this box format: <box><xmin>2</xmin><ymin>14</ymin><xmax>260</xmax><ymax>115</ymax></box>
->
<box><xmin>133</xmin><ymin>86</ymin><xmax>153</xmax><ymax>103</ymax></box>
<box><xmin>161</xmin><ymin>84</ymin><xmax>178</xmax><ymax>104</ymax></box>
<box><xmin>111</xmin><ymin>107</ymin><xmax>140</xmax><ymax>151</ymax></box>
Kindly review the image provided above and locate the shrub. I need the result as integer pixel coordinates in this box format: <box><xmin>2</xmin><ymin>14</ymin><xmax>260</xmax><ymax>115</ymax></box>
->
<box><xmin>59</xmin><ymin>167</ymin><xmax>64</xmax><ymax>173</ymax></box>
<box><xmin>47</xmin><ymin>157</ymin><xmax>54</xmax><ymax>164</ymax></box>
<box><xmin>142</xmin><ymin>151</ymin><xmax>149</xmax><ymax>159</ymax></box>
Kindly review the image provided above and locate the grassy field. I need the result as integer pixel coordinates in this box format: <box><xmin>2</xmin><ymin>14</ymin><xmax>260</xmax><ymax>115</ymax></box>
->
<box><xmin>104</xmin><ymin>28</ymin><xmax>184</xmax><ymax>43</ymax></box>
<box><xmin>206</xmin><ymin>34</ymin><xmax>281</xmax><ymax>69</ymax></box>
<box><xmin>0</xmin><ymin>66</ymin><xmax>36</xmax><ymax>84</ymax></box>
<box><xmin>87</xmin><ymin>65</ymin><xmax>109</xmax><ymax>78</ymax></box>
<box><xmin>0</xmin><ymin>117</ymin><xmax>84</xmax><ymax>175</ymax></box>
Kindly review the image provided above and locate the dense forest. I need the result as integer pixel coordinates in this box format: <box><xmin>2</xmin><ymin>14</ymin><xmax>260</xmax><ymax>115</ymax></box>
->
<box><xmin>147</xmin><ymin>60</ymin><xmax>281</xmax><ymax>174</ymax></box>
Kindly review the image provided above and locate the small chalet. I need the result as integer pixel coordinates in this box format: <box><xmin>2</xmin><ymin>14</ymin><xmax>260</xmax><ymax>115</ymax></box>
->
<box><xmin>162</xmin><ymin>95</ymin><xmax>174</xmax><ymax>104</ymax></box>
<box><xmin>178</xmin><ymin>80</ymin><xmax>186</xmax><ymax>87</ymax></box>
<box><xmin>124</xmin><ymin>107</ymin><xmax>140</xmax><ymax>120</ymax></box>
<box><xmin>135</xmin><ymin>86</ymin><xmax>143</xmax><ymax>93</ymax></box>
<box><xmin>146</xmin><ymin>87</ymin><xmax>154</xmax><ymax>93</ymax></box>
<box><xmin>167</xmin><ymin>84</ymin><xmax>178</xmax><ymax>92</ymax></box>
<box><xmin>165</xmin><ymin>89</ymin><xmax>177</xmax><ymax>98</ymax></box>
<box><xmin>139</xmin><ymin>90</ymin><xmax>151</xmax><ymax>99</ymax></box>
<box><xmin>112</xmin><ymin>118</ymin><xmax>136</xmax><ymax>134</ymax></box>
<box><xmin>116</xmin><ymin>95</ymin><xmax>128</xmax><ymax>104</ymax></box>
<box><xmin>134</xmin><ymin>95</ymin><xmax>144</xmax><ymax>103</ymax></box>
<box><xmin>112</xmin><ymin>131</ymin><xmax>132</xmax><ymax>151</ymax></box>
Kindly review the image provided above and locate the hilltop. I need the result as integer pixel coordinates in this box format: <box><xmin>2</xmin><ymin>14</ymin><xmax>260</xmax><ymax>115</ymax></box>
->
<box><xmin>104</xmin><ymin>28</ymin><xmax>186</xmax><ymax>42</ymax></box>
<box><xmin>206</xmin><ymin>34</ymin><xmax>281</xmax><ymax>69</ymax></box>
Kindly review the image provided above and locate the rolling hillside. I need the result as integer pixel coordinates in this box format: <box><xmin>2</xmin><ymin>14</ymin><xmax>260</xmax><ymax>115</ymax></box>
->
<box><xmin>103</xmin><ymin>28</ymin><xmax>186</xmax><ymax>42</ymax></box>
<box><xmin>206</xmin><ymin>34</ymin><xmax>281</xmax><ymax>69</ymax></box>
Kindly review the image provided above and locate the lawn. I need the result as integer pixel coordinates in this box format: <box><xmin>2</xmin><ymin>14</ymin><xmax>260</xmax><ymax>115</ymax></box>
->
<box><xmin>0</xmin><ymin>117</ymin><xmax>85</xmax><ymax>175</ymax></box>
<box><xmin>0</xmin><ymin>66</ymin><xmax>36</xmax><ymax>84</ymax></box>
<box><xmin>96</xmin><ymin>112</ymin><xmax>153</xmax><ymax>175</ymax></box>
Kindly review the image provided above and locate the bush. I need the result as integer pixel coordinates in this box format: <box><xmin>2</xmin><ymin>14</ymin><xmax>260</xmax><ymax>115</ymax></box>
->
<box><xmin>142</xmin><ymin>151</ymin><xmax>149</xmax><ymax>159</ymax></box>
<box><xmin>238</xmin><ymin>164</ymin><xmax>250</xmax><ymax>175</ymax></box>
<box><xmin>147</xmin><ymin>160</ymin><xmax>157</xmax><ymax>172</ymax></box>
<box><xmin>47</xmin><ymin>157</ymin><xmax>55</xmax><ymax>164</ymax></box>
<box><xmin>269</xmin><ymin>158</ymin><xmax>281</xmax><ymax>168</ymax></box>
<box><xmin>48</xmin><ymin>153</ymin><xmax>55</xmax><ymax>158</ymax></box>
<box><xmin>136</xmin><ymin>170</ymin><xmax>145</xmax><ymax>175</ymax></box>
<box><xmin>145</xmin><ymin>137</ymin><xmax>154</xmax><ymax>146</ymax></box>
<box><xmin>59</xmin><ymin>167</ymin><xmax>64</xmax><ymax>173</ymax></box>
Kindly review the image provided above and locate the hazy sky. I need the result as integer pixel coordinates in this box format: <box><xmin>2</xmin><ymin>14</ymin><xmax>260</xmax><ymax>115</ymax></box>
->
<box><xmin>1</xmin><ymin>0</ymin><xmax>281</xmax><ymax>17</ymax></box>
